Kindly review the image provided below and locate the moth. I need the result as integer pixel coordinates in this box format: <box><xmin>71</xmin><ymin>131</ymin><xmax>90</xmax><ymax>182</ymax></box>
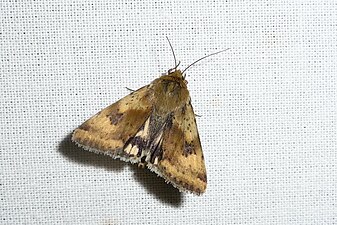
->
<box><xmin>72</xmin><ymin>38</ymin><xmax>228</xmax><ymax>195</ymax></box>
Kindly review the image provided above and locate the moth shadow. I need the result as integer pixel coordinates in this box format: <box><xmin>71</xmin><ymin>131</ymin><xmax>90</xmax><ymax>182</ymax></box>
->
<box><xmin>58</xmin><ymin>133</ymin><xmax>125</xmax><ymax>171</ymax></box>
<box><xmin>131</xmin><ymin>165</ymin><xmax>184</xmax><ymax>206</ymax></box>
<box><xmin>59</xmin><ymin>132</ymin><xmax>183</xmax><ymax>206</ymax></box>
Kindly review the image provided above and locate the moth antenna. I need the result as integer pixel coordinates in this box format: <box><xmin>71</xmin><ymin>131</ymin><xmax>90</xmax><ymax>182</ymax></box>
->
<box><xmin>125</xmin><ymin>87</ymin><xmax>135</xmax><ymax>92</ymax></box>
<box><xmin>166</xmin><ymin>36</ymin><xmax>178</xmax><ymax>70</ymax></box>
<box><xmin>182</xmin><ymin>48</ymin><xmax>230</xmax><ymax>77</ymax></box>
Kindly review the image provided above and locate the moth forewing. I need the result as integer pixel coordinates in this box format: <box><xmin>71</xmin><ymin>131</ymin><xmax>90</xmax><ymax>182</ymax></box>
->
<box><xmin>73</xmin><ymin>69</ymin><xmax>207</xmax><ymax>195</ymax></box>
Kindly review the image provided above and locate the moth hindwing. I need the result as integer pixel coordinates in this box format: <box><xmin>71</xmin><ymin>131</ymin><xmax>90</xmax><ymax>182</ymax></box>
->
<box><xmin>72</xmin><ymin>69</ymin><xmax>207</xmax><ymax>195</ymax></box>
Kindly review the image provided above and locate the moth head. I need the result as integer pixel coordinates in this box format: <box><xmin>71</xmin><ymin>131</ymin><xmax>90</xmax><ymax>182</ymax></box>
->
<box><xmin>163</xmin><ymin>69</ymin><xmax>188</xmax><ymax>88</ymax></box>
<box><xmin>168</xmin><ymin>68</ymin><xmax>187</xmax><ymax>85</ymax></box>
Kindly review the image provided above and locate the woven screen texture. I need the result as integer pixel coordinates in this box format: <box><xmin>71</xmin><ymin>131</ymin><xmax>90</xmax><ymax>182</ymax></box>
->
<box><xmin>1</xmin><ymin>1</ymin><xmax>336</xmax><ymax>224</ymax></box>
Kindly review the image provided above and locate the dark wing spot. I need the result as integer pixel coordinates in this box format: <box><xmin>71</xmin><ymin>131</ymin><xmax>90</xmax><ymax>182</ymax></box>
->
<box><xmin>181</xmin><ymin>105</ymin><xmax>186</xmax><ymax>115</ymax></box>
<box><xmin>132</xmin><ymin>136</ymin><xmax>147</xmax><ymax>156</ymax></box>
<box><xmin>183</xmin><ymin>141</ymin><xmax>196</xmax><ymax>156</ymax></box>
<box><xmin>109</xmin><ymin>113</ymin><xmax>124</xmax><ymax>125</ymax></box>
<box><xmin>197</xmin><ymin>173</ymin><xmax>207</xmax><ymax>182</ymax></box>
<box><xmin>78</xmin><ymin>123</ymin><xmax>91</xmax><ymax>131</ymax></box>
<box><xmin>141</xmin><ymin>156</ymin><xmax>146</xmax><ymax>163</ymax></box>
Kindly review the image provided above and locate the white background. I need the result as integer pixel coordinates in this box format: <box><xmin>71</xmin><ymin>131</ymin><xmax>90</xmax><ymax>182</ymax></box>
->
<box><xmin>1</xmin><ymin>1</ymin><xmax>336</xmax><ymax>224</ymax></box>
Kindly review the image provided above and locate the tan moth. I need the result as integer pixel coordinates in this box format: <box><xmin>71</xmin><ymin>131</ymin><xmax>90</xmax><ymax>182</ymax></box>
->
<box><xmin>72</xmin><ymin>38</ymin><xmax>228</xmax><ymax>194</ymax></box>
